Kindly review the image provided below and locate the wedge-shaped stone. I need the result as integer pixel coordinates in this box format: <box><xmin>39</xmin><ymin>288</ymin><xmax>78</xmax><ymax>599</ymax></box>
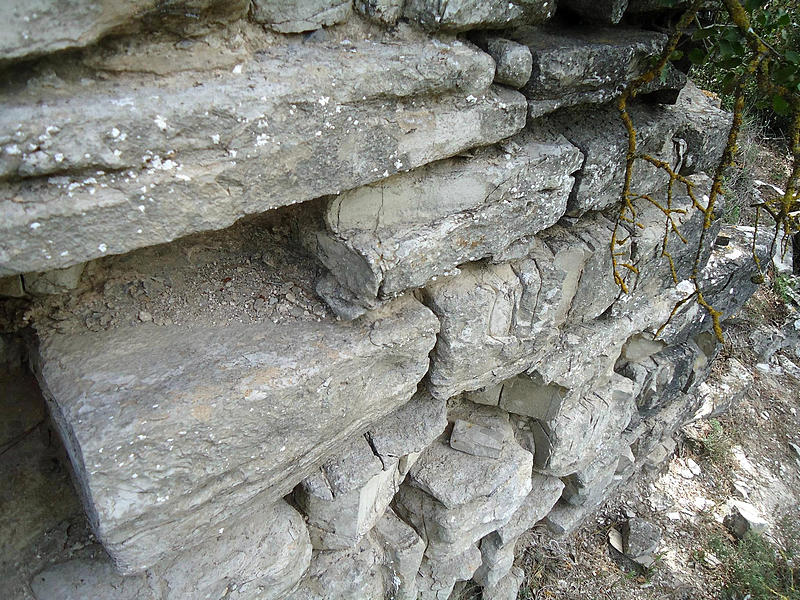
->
<box><xmin>542</xmin><ymin>101</ymin><xmax>681</xmax><ymax>216</ymax></box>
<box><xmin>31</xmin><ymin>499</ymin><xmax>311</xmax><ymax>600</ymax></box>
<box><xmin>288</xmin><ymin>509</ymin><xmax>425</xmax><ymax>600</ymax></box>
<box><xmin>673</xmin><ymin>81</ymin><xmax>733</xmax><ymax>176</ymax></box>
<box><xmin>251</xmin><ymin>0</ymin><xmax>351</xmax><ymax>32</ymax></box>
<box><xmin>404</xmin><ymin>0</ymin><xmax>554</xmax><ymax>32</ymax></box>
<box><xmin>0</xmin><ymin>0</ymin><xmax>249</xmax><ymax>64</ymax></box>
<box><xmin>416</xmin><ymin>545</ymin><xmax>482</xmax><ymax>600</ymax></box>
<box><xmin>527</xmin><ymin>373</ymin><xmax>637</xmax><ymax>476</ymax></box>
<box><xmin>34</xmin><ymin>293</ymin><xmax>438</xmax><ymax>573</ymax></box>
<box><xmin>423</xmin><ymin>211</ymin><xmax>624</xmax><ymax>399</ymax></box>
<box><xmin>394</xmin><ymin>402</ymin><xmax>533</xmax><ymax>560</ymax></box>
<box><xmin>0</xmin><ymin>38</ymin><xmax>523</xmax><ymax>277</ymax></box>
<box><xmin>295</xmin><ymin>390</ymin><xmax>446</xmax><ymax>550</ymax></box>
<box><xmin>309</xmin><ymin>128</ymin><xmax>582</xmax><ymax>318</ymax></box>
<box><xmin>511</xmin><ymin>27</ymin><xmax>672</xmax><ymax>118</ymax></box>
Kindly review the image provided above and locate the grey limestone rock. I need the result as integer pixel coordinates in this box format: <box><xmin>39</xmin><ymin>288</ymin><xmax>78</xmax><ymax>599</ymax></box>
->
<box><xmin>512</xmin><ymin>26</ymin><xmax>673</xmax><ymax>118</ymax></box>
<box><xmin>0</xmin><ymin>274</ymin><xmax>25</xmax><ymax>298</ymax></box>
<box><xmin>450</xmin><ymin>419</ymin><xmax>505</xmax><ymax>459</ymax></box>
<box><xmin>34</xmin><ymin>294</ymin><xmax>438</xmax><ymax>573</ymax></box>
<box><xmin>416</xmin><ymin>545</ymin><xmax>482</xmax><ymax>600</ymax></box>
<box><xmin>22</xmin><ymin>264</ymin><xmax>86</xmax><ymax>296</ymax></box>
<box><xmin>674</xmin><ymin>81</ymin><xmax>733</xmax><ymax>176</ymax></box>
<box><xmin>474</xmin><ymin>532</ymin><xmax>516</xmax><ymax>588</ymax></box>
<box><xmin>481</xmin><ymin>565</ymin><xmax>525</xmax><ymax>600</ymax></box>
<box><xmin>372</xmin><ymin>509</ymin><xmax>426</xmax><ymax>600</ymax></box>
<box><xmin>394</xmin><ymin>403</ymin><xmax>533</xmax><ymax>560</ymax></box>
<box><xmin>30</xmin><ymin>560</ymin><xmax>155</xmax><ymax>600</ymax></box>
<box><xmin>497</xmin><ymin>472</ymin><xmax>565</xmax><ymax>543</ymax></box>
<box><xmin>623</xmin><ymin>517</ymin><xmax>662</xmax><ymax>566</ymax></box>
<box><xmin>725</xmin><ymin>501</ymin><xmax>769</xmax><ymax>539</ymax></box>
<box><xmin>559</xmin><ymin>0</ymin><xmax>629</xmax><ymax>24</ymax></box>
<box><xmin>0</xmin><ymin>0</ymin><xmax>249</xmax><ymax>64</ymax></box>
<box><xmin>354</xmin><ymin>0</ymin><xmax>406</xmax><ymax>25</ymax></box>
<box><xmin>403</xmin><ymin>0</ymin><xmax>554</xmax><ymax>32</ymax></box>
<box><xmin>1</xmin><ymin>38</ymin><xmax>522</xmax><ymax>277</ymax></box>
<box><xmin>474</xmin><ymin>35</ymin><xmax>534</xmax><ymax>88</ymax></box>
<box><xmin>309</xmin><ymin>127</ymin><xmax>581</xmax><ymax>318</ymax></box>
<box><xmin>251</xmin><ymin>0</ymin><xmax>351</xmax><ymax>32</ymax></box>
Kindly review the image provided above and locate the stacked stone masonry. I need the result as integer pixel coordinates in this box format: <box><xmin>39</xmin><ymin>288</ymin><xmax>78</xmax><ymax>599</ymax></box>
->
<box><xmin>0</xmin><ymin>1</ymin><xmax>760</xmax><ymax>599</ymax></box>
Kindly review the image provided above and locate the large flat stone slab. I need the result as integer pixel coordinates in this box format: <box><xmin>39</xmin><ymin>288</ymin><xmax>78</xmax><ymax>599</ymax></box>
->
<box><xmin>308</xmin><ymin>127</ymin><xmax>582</xmax><ymax>316</ymax></box>
<box><xmin>0</xmin><ymin>0</ymin><xmax>249</xmax><ymax>64</ymax></box>
<box><xmin>0</xmin><ymin>36</ymin><xmax>527</xmax><ymax>277</ymax></box>
<box><xmin>403</xmin><ymin>0</ymin><xmax>554</xmax><ymax>32</ymax></box>
<box><xmin>510</xmin><ymin>26</ymin><xmax>674</xmax><ymax>118</ymax></box>
<box><xmin>34</xmin><ymin>263</ymin><xmax>438</xmax><ymax>575</ymax></box>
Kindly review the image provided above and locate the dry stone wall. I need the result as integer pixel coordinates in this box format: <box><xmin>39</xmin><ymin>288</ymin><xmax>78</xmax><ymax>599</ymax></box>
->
<box><xmin>0</xmin><ymin>1</ymin><xmax>762</xmax><ymax>599</ymax></box>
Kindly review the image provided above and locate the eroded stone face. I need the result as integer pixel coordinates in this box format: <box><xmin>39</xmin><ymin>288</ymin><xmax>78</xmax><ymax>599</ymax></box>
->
<box><xmin>251</xmin><ymin>0</ymin><xmax>352</xmax><ymax>32</ymax></box>
<box><xmin>403</xmin><ymin>0</ymin><xmax>555</xmax><ymax>32</ymax></box>
<box><xmin>34</xmin><ymin>294</ymin><xmax>438</xmax><ymax>573</ymax></box>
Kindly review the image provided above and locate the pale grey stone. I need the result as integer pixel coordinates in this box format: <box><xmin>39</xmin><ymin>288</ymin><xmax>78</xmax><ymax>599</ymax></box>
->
<box><xmin>0</xmin><ymin>0</ymin><xmax>249</xmax><ymax>64</ymax></box>
<box><xmin>367</xmin><ymin>389</ymin><xmax>448</xmax><ymax>464</ymax></box>
<box><xmin>481</xmin><ymin>566</ymin><xmax>525</xmax><ymax>600</ymax></box>
<box><xmin>404</xmin><ymin>0</ymin><xmax>554</xmax><ymax>32</ymax></box>
<box><xmin>251</xmin><ymin>0</ymin><xmax>351</xmax><ymax>32</ymax></box>
<box><xmin>22</xmin><ymin>264</ymin><xmax>85</xmax><ymax>296</ymax></box>
<box><xmin>0</xmin><ymin>39</ymin><xmax>518</xmax><ymax>277</ymax></box>
<box><xmin>475</xmin><ymin>532</ymin><xmax>515</xmax><ymax>588</ymax></box>
<box><xmin>34</xmin><ymin>294</ymin><xmax>438</xmax><ymax>573</ymax></box>
<box><xmin>372</xmin><ymin>509</ymin><xmax>426</xmax><ymax>600</ymax></box>
<box><xmin>463</xmin><ymin>384</ymin><xmax>503</xmax><ymax>407</ymax></box>
<box><xmin>496</xmin><ymin>472</ymin><xmax>565</xmax><ymax>543</ymax></box>
<box><xmin>416</xmin><ymin>545</ymin><xmax>482</xmax><ymax>600</ymax></box>
<box><xmin>354</xmin><ymin>0</ymin><xmax>405</xmax><ymax>25</ymax></box>
<box><xmin>0</xmin><ymin>274</ymin><xmax>25</xmax><ymax>297</ymax></box>
<box><xmin>674</xmin><ymin>81</ymin><xmax>733</xmax><ymax>175</ymax></box>
<box><xmin>474</xmin><ymin>36</ymin><xmax>534</xmax><ymax>88</ymax></box>
<box><xmin>30</xmin><ymin>560</ymin><xmax>155</xmax><ymax>600</ymax></box>
<box><xmin>394</xmin><ymin>403</ymin><xmax>532</xmax><ymax>560</ymax></box>
<box><xmin>450</xmin><ymin>419</ymin><xmax>505</xmax><ymax>459</ymax></box>
<box><xmin>308</xmin><ymin>128</ymin><xmax>581</xmax><ymax>314</ymax></box>
<box><xmin>726</xmin><ymin>501</ymin><xmax>769</xmax><ymax>539</ymax></box>
<box><xmin>499</xmin><ymin>373</ymin><xmax>568</xmax><ymax>420</ymax></box>
<box><xmin>624</xmin><ymin>518</ymin><xmax>662</xmax><ymax>563</ymax></box>
<box><xmin>530</xmin><ymin>374</ymin><xmax>637</xmax><ymax>476</ymax></box>
<box><xmin>154</xmin><ymin>499</ymin><xmax>311</xmax><ymax>600</ymax></box>
<box><xmin>559</xmin><ymin>0</ymin><xmax>629</xmax><ymax>23</ymax></box>
<box><xmin>513</xmin><ymin>27</ymin><xmax>672</xmax><ymax>118</ymax></box>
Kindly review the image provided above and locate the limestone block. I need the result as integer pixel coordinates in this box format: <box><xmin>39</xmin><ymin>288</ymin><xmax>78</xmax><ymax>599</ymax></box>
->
<box><xmin>481</xmin><ymin>566</ymin><xmax>525</xmax><ymax>600</ymax></box>
<box><xmin>496</xmin><ymin>472</ymin><xmax>565</xmax><ymax>543</ymax></box>
<box><xmin>295</xmin><ymin>436</ymin><xmax>399</xmax><ymax>550</ymax></box>
<box><xmin>403</xmin><ymin>0</ymin><xmax>554</xmax><ymax>32</ymax></box>
<box><xmin>674</xmin><ymin>81</ymin><xmax>733</xmax><ymax>175</ymax></box>
<box><xmin>475</xmin><ymin>532</ymin><xmax>515</xmax><ymax>588</ymax></box>
<box><xmin>529</xmin><ymin>373</ymin><xmax>637</xmax><ymax>476</ymax></box>
<box><xmin>30</xmin><ymin>560</ymin><xmax>155</xmax><ymax>600</ymax></box>
<box><xmin>726</xmin><ymin>501</ymin><xmax>769</xmax><ymax>539</ymax></box>
<box><xmin>424</xmin><ymin>211</ymin><xmax>630</xmax><ymax>399</ymax></box>
<box><xmin>0</xmin><ymin>0</ymin><xmax>249</xmax><ymax>64</ymax></box>
<box><xmin>31</xmin><ymin>499</ymin><xmax>311</xmax><ymax>600</ymax></box>
<box><xmin>394</xmin><ymin>403</ymin><xmax>533</xmax><ymax>560</ymax></box>
<box><xmin>0</xmin><ymin>38</ymin><xmax>524</xmax><ymax>277</ymax></box>
<box><xmin>512</xmin><ymin>27</ymin><xmax>673</xmax><ymax>118</ymax></box>
<box><xmin>309</xmin><ymin>127</ymin><xmax>581</xmax><ymax>317</ymax></box>
<box><xmin>0</xmin><ymin>274</ymin><xmax>25</xmax><ymax>298</ymax></box>
<box><xmin>416</xmin><ymin>545</ymin><xmax>482</xmax><ymax>600</ymax></box>
<box><xmin>559</xmin><ymin>0</ymin><xmax>629</xmax><ymax>24</ymax></box>
<box><xmin>251</xmin><ymin>0</ymin><xmax>351</xmax><ymax>32</ymax></box>
<box><xmin>34</xmin><ymin>294</ymin><xmax>438</xmax><ymax>573</ymax></box>
<box><xmin>354</xmin><ymin>0</ymin><xmax>405</xmax><ymax>25</ymax></box>
<box><xmin>473</xmin><ymin>35</ymin><xmax>534</xmax><ymax>88</ymax></box>
<box><xmin>22</xmin><ymin>264</ymin><xmax>85</xmax><ymax>296</ymax></box>
<box><xmin>542</xmin><ymin>101</ymin><xmax>680</xmax><ymax>216</ymax></box>
<box><xmin>450</xmin><ymin>419</ymin><xmax>505</xmax><ymax>459</ymax></box>
<box><xmin>289</xmin><ymin>511</ymin><xmax>425</xmax><ymax>600</ymax></box>
<box><xmin>372</xmin><ymin>509</ymin><xmax>426</xmax><ymax>600</ymax></box>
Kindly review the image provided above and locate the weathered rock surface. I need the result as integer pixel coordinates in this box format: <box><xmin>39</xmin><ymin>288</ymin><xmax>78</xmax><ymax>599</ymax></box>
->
<box><xmin>309</xmin><ymin>127</ymin><xmax>582</xmax><ymax>318</ymax></box>
<box><xmin>559</xmin><ymin>0</ymin><xmax>629</xmax><ymax>23</ymax></box>
<box><xmin>0</xmin><ymin>0</ymin><xmax>249</xmax><ymax>64</ymax></box>
<box><xmin>511</xmin><ymin>27</ymin><xmax>673</xmax><ymax>118</ymax></box>
<box><xmin>251</xmin><ymin>0</ymin><xmax>351</xmax><ymax>32</ymax></box>
<box><xmin>473</xmin><ymin>35</ymin><xmax>534</xmax><ymax>88</ymax></box>
<box><xmin>34</xmin><ymin>294</ymin><xmax>438</xmax><ymax>572</ymax></box>
<box><xmin>0</xmin><ymin>37</ymin><xmax>527</xmax><ymax>277</ymax></box>
<box><xmin>354</xmin><ymin>0</ymin><xmax>405</xmax><ymax>25</ymax></box>
<box><xmin>403</xmin><ymin>0</ymin><xmax>554</xmax><ymax>32</ymax></box>
<box><xmin>22</xmin><ymin>264</ymin><xmax>85</xmax><ymax>296</ymax></box>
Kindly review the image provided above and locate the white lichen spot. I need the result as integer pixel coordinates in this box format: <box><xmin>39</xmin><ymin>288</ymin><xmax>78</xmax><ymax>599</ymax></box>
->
<box><xmin>315</xmin><ymin>131</ymin><xmax>322</xmax><ymax>137</ymax></box>
<box><xmin>232</xmin><ymin>64</ymin><xmax>243</xmax><ymax>74</ymax></box>
<box><xmin>110</xmin><ymin>127</ymin><xmax>120</xmax><ymax>138</ymax></box>
<box><xmin>5</xmin><ymin>144</ymin><xmax>21</xmax><ymax>155</ymax></box>
<box><xmin>154</xmin><ymin>115</ymin><xmax>168</xmax><ymax>131</ymax></box>
<box><xmin>30</xmin><ymin>222</ymin><xmax>41</xmax><ymax>230</ymax></box>
<box><xmin>211</xmin><ymin>134</ymin><xmax>220</xmax><ymax>144</ymax></box>
<box><xmin>318</xmin><ymin>96</ymin><xmax>330</xmax><ymax>106</ymax></box>
<box><xmin>98</xmin><ymin>243</ymin><xmax>108</xmax><ymax>253</ymax></box>
<box><xmin>54</xmin><ymin>153</ymin><xmax>64</xmax><ymax>163</ymax></box>
<box><xmin>60</xmin><ymin>250</ymin><xmax>69</xmax><ymax>257</ymax></box>
<box><xmin>138</xmin><ymin>205</ymin><xmax>145</xmax><ymax>212</ymax></box>
<box><xmin>394</xmin><ymin>160</ymin><xmax>403</xmax><ymax>170</ymax></box>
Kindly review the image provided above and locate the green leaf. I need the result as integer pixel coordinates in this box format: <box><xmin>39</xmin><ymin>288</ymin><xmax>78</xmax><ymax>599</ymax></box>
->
<box><xmin>744</xmin><ymin>0</ymin><xmax>767</xmax><ymax>10</ymax></box>
<box><xmin>669</xmin><ymin>50</ymin><xmax>684</xmax><ymax>61</ymax></box>
<box><xmin>688</xmin><ymin>48</ymin><xmax>706</xmax><ymax>65</ymax></box>
<box><xmin>719</xmin><ymin>39</ymin><xmax>734</xmax><ymax>58</ymax></box>
<box><xmin>786</xmin><ymin>50</ymin><xmax>800</xmax><ymax>65</ymax></box>
<box><xmin>772</xmin><ymin>94</ymin><xmax>790</xmax><ymax>116</ymax></box>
